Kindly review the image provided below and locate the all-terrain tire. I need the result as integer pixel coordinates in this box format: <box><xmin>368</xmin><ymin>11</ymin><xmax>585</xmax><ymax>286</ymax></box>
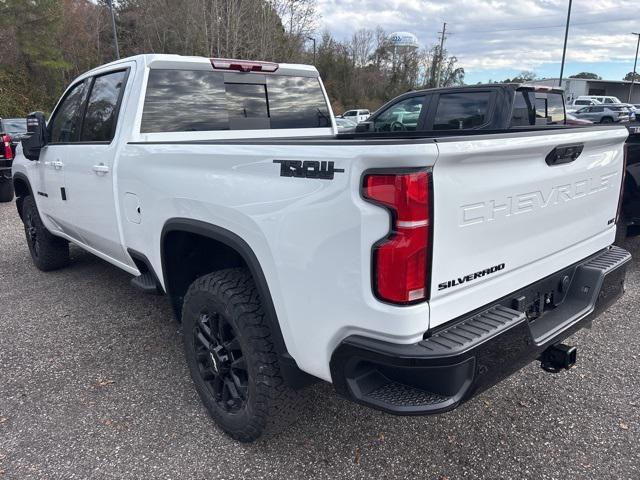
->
<box><xmin>0</xmin><ymin>179</ymin><xmax>13</xmax><ymax>202</ymax></box>
<box><xmin>21</xmin><ymin>195</ymin><xmax>70</xmax><ymax>271</ymax></box>
<box><xmin>182</xmin><ymin>268</ymin><xmax>302</xmax><ymax>442</ymax></box>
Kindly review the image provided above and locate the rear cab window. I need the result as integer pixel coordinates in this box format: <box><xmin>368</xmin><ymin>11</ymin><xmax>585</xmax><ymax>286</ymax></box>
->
<box><xmin>140</xmin><ymin>67</ymin><xmax>331</xmax><ymax>134</ymax></box>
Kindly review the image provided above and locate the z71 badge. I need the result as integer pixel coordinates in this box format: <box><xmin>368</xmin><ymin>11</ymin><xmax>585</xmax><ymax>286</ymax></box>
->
<box><xmin>273</xmin><ymin>160</ymin><xmax>344</xmax><ymax>180</ymax></box>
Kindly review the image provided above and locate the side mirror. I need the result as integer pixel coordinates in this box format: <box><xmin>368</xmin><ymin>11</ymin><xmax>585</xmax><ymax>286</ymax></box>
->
<box><xmin>355</xmin><ymin>121</ymin><xmax>373</xmax><ymax>133</ymax></box>
<box><xmin>22</xmin><ymin>112</ymin><xmax>48</xmax><ymax>161</ymax></box>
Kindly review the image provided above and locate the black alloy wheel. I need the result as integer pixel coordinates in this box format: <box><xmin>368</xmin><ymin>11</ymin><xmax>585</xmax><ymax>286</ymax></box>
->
<box><xmin>193</xmin><ymin>310</ymin><xmax>249</xmax><ymax>412</ymax></box>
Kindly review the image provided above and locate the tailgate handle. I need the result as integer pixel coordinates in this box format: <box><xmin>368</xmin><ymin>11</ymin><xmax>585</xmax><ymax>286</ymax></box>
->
<box><xmin>546</xmin><ymin>144</ymin><xmax>583</xmax><ymax>166</ymax></box>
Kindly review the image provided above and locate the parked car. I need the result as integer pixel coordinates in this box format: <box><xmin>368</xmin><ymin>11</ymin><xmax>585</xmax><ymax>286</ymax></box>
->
<box><xmin>340</xmin><ymin>109</ymin><xmax>370</xmax><ymax>123</ymax></box>
<box><xmin>566</xmin><ymin>113</ymin><xmax>593</xmax><ymax>125</ymax></box>
<box><xmin>0</xmin><ymin>118</ymin><xmax>28</xmax><ymax>148</ymax></box>
<box><xmin>335</xmin><ymin>117</ymin><xmax>357</xmax><ymax>133</ymax></box>
<box><xmin>566</xmin><ymin>98</ymin><xmax>601</xmax><ymax>113</ymax></box>
<box><xmin>0</xmin><ymin>118</ymin><xmax>27</xmax><ymax>202</ymax></box>
<box><xmin>354</xmin><ymin>83</ymin><xmax>567</xmax><ymax>133</ymax></box>
<box><xmin>0</xmin><ymin>132</ymin><xmax>14</xmax><ymax>202</ymax></box>
<box><xmin>623</xmin><ymin>105</ymin><xmax>636</xmax><ymax>121</ymax></box>
<box><xmin>576</xmin><ymin>95</ymin><xmax>622</xmax><ymax>105</ymax></box>
<box><xmin>573</xmin><ymin>105</ymin><xmax>629</xmax><ymax>123</ymax></box>
<box><xmin>13</xmin><ymin>55</ymin><xmax>631</xmax><ymax>442</ymax></box>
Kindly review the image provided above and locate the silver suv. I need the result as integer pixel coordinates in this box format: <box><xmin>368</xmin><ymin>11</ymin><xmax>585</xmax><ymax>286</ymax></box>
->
<box><xmin>573</xmin><ymin>105</ymin><xmax>630</xmax><ymax>123</ymax></box>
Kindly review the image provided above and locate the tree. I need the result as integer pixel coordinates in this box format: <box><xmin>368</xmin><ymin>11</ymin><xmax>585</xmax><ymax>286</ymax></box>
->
<box><xmin>420</xmin><ymin>46</ymin><xmax>464</xmax><ymax>88</ymax></box>
<box><xmin>624</xmin><ymin>71</ymin><xmax>640</xmax><ymax>82</ymax></box>
<box><xmin>570</xmin><ymin>72</ymin><xmax>602</xmax><ymax>80</ymax></box>
<box><xmin>501</xmin><ymin>71</ymin><xmax>537</xmax><ymax>83</ymax></box>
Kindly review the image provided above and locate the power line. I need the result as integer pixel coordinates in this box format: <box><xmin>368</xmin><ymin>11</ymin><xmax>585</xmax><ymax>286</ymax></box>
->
<box><xmin>451</xmin><ymin>16</ymin><xmax>637</xmax><ymax>36</ymax></box>
<box><xmin>452</xmin><ymin>6</ymin><xmax>638</xmax><ymax>29</ymax></box>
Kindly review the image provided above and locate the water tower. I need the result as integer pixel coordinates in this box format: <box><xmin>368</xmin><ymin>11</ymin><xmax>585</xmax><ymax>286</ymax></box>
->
<box><xmin>388</xmin><ymin>32</ymin><xmax>420</xmax><ymax>51</ymax></box>
<box><xmin>388</xmin><ymin>32</ymin><xmax>420</xmax><ymax>68</ymax></box>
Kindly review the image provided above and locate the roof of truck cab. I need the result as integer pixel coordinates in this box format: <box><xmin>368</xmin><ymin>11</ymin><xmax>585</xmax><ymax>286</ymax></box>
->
<box><xmin>392</xmin><ymin>83</ymin><xmax>563</xmax><ymax>95</ymax></box>
<box><xmin>83</xmin><ymin>54</ymin><xmax>319</xmax><ymax>77</ymax></box>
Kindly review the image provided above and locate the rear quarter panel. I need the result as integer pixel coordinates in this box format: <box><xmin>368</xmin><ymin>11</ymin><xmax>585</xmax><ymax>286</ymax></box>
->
<box><xmin>117</xmin><ymin>140</ymin><xmax>438</xmax><ymax>381</ymax></box>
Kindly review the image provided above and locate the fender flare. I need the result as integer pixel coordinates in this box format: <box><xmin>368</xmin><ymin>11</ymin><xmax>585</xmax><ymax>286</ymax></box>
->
<box><xmin>160</xmin><ymin>218</ymin><xmax>315</xmax><ymax>389</ymax></box>
<box><xmin>12</xmin><ymin>172</ymin><xmax>34</xmax><ymax>219</ymax></box>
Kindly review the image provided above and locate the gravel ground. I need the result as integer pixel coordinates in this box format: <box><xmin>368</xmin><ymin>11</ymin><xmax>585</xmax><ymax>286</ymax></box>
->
<box><xmin>1</xmin><ymin>200</ymin><xmax>639</xmax><ymax>480</ymax></box>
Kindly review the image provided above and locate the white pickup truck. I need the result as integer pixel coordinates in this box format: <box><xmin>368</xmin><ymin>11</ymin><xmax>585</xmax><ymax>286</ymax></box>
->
<box><xmin>12</xmin><ymin>55</ymin><xmax>632</xmax><ymax>442</ymax></box>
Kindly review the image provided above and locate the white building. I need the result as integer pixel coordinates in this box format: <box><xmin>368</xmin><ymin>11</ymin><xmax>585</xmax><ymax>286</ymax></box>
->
<box><xmin>530</xmin><ymin>77</ymin><xmax>640</xmax><ymax>104</ymax></box>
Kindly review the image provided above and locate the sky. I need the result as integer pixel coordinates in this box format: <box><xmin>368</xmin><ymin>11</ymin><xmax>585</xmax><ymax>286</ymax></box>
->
<box><xmin>315</xmin><ymin>0</ymin><xmax>640</xmax><ymax>84</ymax></box>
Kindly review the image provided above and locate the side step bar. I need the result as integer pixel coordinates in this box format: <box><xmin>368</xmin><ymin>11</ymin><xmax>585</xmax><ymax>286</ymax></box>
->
<box><xmin>131</xmin><ymin>272</ymin><xmax>163</xmax><ymax>295</ymax></box>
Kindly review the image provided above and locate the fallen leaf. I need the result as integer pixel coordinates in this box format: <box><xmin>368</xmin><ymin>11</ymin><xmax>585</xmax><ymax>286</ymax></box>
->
<box><xmin>0</xmin><ymin>417</ymin><xmax>7</xmax><ymax>424</ymax></box>
<box><xmin>99</xmin><ymin>418</ymin><xmax>114</xmax><ymax>427</ymax></box>
<box><xmin>483</xmin><ymin>400</ymin><xmax>491</xmax><ymax>407</ymax></box>
<box><xmin>619</xmin><ymin>422</ymin><xmax>629</xmax><ymax>430</ymax></box>
<box><xmin>354</xmin><ymin>447</ymin><xmax>361</xmax><ymax>465</ymax></box>
<box><xmin>95</xmin><ymin>379</ymin><xmax>115</xmax><ymax>388</ymax></box>
<box><xmin>378</xmin><ymin>433</ymin><xmax>384</xmax><ymax>442</ymax></box>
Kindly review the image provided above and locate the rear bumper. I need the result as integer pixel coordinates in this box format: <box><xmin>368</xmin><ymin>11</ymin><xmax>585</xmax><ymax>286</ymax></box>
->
<box><xmin>330</xmin><ymin>246</ymin><xmax>631</xmax><ymax>415</ymax></box>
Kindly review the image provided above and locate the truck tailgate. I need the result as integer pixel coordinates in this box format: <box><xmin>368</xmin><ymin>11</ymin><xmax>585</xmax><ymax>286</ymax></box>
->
<box><xmin>429</xmin><ymin>126</ymin><xmax>628</xmax><ymax>328</ymax></box>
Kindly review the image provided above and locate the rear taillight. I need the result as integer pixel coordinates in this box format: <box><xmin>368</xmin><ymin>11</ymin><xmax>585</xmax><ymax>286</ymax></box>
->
<box><xmin>210</xmin><ymin>58</ymin><xmax>279</xmax><ymax>73</ymax></box>
<box><xmin>363</xmin><ymin>170</ymin><xmax>431</xmax><ymax>304</ymax></box>
<box><xmin>2</xmin><ymin>135</ymin><xmax>12</xmax><ymax>160</ymax></box>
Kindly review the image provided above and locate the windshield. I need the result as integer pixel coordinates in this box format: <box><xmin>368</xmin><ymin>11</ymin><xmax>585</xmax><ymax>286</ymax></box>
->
<box><xmin>2</xmin><ymin>118</ymin><xmax>27</xmax><ymax>135</ymax></box>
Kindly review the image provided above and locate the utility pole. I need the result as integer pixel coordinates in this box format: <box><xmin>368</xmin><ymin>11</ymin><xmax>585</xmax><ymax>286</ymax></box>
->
<box><xmin>628</xmin><ymin>32</ymin><xmax>640</xmax><ymax>103</ymax></box>
<box><xmin>107</xmin><ymin>0</ymin><xmax>120</xmax><ymax>60</ymax></box>
<box><xmin>558</xmin><ymin>0</ymin><xmax>572</xmax><ymax>87</ymax></box>
<box><xmin>306</xmin><ymin>36</ymin><xmax>316</xmax><ymax>65</ymax></box>
<box><xmin>435</xmin><ymin>22</ymin><xmax>447</xmax><ymax>88</ymax></box>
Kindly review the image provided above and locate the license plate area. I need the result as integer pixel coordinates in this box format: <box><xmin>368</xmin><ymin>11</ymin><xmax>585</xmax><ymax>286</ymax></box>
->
<box><xmin>507</xmin><ymin>249</ymin><xmax>624</xmax><ymax>345</ymax></box>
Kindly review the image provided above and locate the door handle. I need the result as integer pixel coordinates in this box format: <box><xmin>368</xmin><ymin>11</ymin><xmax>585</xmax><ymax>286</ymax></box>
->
<box><xmin>545</xmin><ymin>144</ymin><xmax>584</xmax><ymax>166</ymax></box>
<box><xmin>51</xmin><ymin>160</ymin><xmax>64</xmax><ymax>170</ymax></box>
<box><xmin>93</xmin><ymin>163</ymin><xmax>110</xmax><ymax>175</ymax></box>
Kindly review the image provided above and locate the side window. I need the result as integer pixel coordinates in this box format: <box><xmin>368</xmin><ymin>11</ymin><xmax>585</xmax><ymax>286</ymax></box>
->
<box><xmin>373</xmin><ymin>96</ymin><xmax>425</xmax><ymax>132</ymax></box>
<box><xmin>81</xmin><ymin>70</ymin><xmax>127</xmax><ymax>142</ymax></box>
<box><xmin>344</xmin><ymin>111</ymin><xmax>356</xmax><ymax>117</ymax></box>
<box><xmin>433</xmin><ymin>92</ymin><xmax>491</xmax><ymax>130</ymax></box>
<box><xmin>49</xmin><ymin>80</ymin><xmax>89</xmax><ymax>143</ymax></box>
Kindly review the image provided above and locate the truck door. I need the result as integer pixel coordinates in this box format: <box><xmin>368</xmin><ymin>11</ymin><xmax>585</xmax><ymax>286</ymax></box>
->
<box><xmin>37</xmin><ymin>79</ymin><xmax>90</xmax><ymax>234</ymax></box>
<box><xmin>62</xmin><ymin>68</ymin><xmax>132</xmax><ymax>265</ymax></box>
